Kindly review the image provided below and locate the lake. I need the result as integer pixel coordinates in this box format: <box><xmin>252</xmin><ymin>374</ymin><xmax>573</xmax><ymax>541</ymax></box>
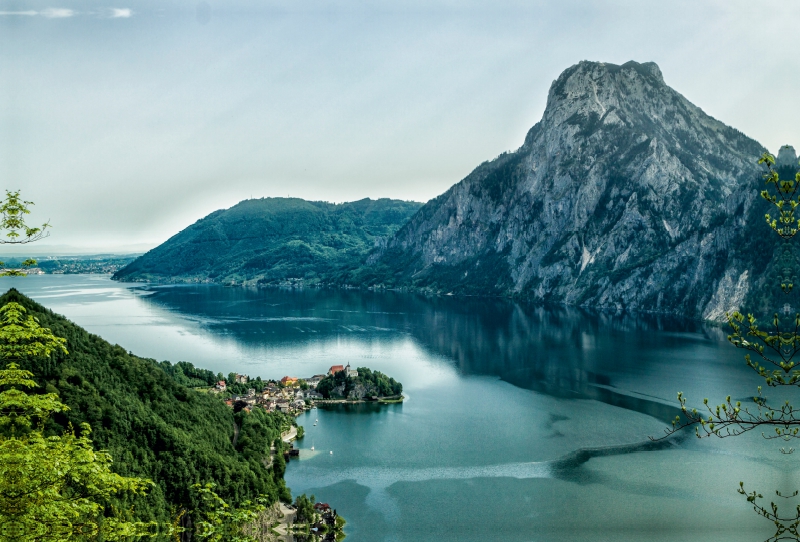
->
<box><xmin>3</xmin><ymin>274</ymin><xmax>792</xmax><ymax>542</ymax></box>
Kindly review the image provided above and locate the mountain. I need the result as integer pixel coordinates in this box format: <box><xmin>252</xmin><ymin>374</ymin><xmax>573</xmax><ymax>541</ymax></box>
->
<box><xmin>365</xmin><ymin>60</ymin><xmax>794</xmax><ymax>320</ymax></box>
<box><xmin>113</xmin><ymin>197</ymin><xmax>422</xmax><ymax>285</ymax></box>
<box><xmin>0</xmin><ymin>288</ymin><xmax>291</xmax><ymax>525</ymax></box>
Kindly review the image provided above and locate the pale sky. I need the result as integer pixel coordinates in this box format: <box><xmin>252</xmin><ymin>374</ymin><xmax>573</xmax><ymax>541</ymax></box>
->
<box><xmin>1</xmin><ymin>0</ymin><xmax>799</xmax><ymax>254</ymax></box>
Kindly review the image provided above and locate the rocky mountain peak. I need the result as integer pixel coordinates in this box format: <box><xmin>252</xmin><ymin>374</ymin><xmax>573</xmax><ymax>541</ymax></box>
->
<box><xmin>371</xmin><ymin>60</ymin><xmax>771</xmax><ymax>321</ymax></box>
<box><xmin>534</xmin><ymin>59</ymin><xmax>731</xmax><ymax>160</ymax></box>
<box><xmin>541</xmin><ymin>60</ymin><xmax>667</xmax><ymax>128</ymax></box>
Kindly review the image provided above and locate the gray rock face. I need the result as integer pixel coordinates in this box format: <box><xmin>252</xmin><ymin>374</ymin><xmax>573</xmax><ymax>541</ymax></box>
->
<box><xmin>371</xmin><ymin>60</ymin><xmax>779</xmax><ymax>320</ymax></box>
<box><xmin>777</xmin><ymin>145</ymin><xmax>798</xmax><ymax>169</ymax></box>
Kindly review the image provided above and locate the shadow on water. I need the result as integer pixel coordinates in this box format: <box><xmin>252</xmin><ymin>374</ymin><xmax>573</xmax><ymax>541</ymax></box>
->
<box><xmin>549</xmin><ymin>431</ymin><xmax>689</xmax><ymax>481</ymax></box>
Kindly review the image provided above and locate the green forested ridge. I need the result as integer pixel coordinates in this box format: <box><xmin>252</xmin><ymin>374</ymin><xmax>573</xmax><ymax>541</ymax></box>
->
<box><xmin>112</xmin><ymin>197</ymin><xmax>422</xmax><ymax>286</ymax></box>
<box><xmin>0</xmin><ymin>288</ymin><xmax>291</xmax><ymax>526</ymax></box>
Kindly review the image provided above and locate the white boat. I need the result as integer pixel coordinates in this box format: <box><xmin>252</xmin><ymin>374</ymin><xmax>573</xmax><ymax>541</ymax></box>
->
<box><xmin>311</xmin><ymin>446</ymin><xmax>314</xmax><ymax>451</ymax></box>
<box><xmin>330</xmin><ymin>450</ymin><xmax>333</xmax><ymax>455</ymax></box>
<box><xmin>315</xmin><ymin>419</ymin><xmax>318</xmax><ymax>422</ymax></box>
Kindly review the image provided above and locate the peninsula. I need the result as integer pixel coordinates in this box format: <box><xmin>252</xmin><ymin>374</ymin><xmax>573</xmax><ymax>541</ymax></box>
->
<box><xmin>217</xmin><ymin>363</ymin><xmax>404</xmax><ymax>417</ymax></box>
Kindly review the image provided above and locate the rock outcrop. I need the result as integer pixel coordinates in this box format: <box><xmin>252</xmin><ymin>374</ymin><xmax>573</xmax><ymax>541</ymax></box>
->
<box><xmin>369</xmin><ymin>60</ymin><xmax>792</xmax><ymax>320</ymax></box>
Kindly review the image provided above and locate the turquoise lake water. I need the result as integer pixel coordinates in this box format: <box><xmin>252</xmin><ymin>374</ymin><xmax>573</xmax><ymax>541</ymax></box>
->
<box><xmin>4</xmin><ymin>274</ymin><xmax>795</xmax><ymax>542</ymax></box>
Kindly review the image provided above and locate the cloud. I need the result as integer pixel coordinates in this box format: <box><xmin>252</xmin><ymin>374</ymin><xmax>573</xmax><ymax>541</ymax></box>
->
<box><xmin>41</xmin><ymin>8</ymin><xmax>75</xmax><ymax>18</ymax></box>
<box><xmin>0</xmin><ymin>7</ymin><xmax>132</xmax><ymax>18</ymax></box>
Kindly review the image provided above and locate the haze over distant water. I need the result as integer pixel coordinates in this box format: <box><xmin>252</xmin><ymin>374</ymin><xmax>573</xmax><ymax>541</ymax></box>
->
<box><xmin>4</xmin><ymin>274</ymin><xmax>792</xmax><ymax>541</ymax></box>
<box><xmin>2</xmin><ymin>1</ymin><xmax>800</xmax><ymax>254</ymax></box>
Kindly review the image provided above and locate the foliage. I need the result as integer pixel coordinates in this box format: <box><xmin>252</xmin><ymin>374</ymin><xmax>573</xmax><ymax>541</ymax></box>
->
<box><xmin>656</xmin><ymin>150</ymin><xmax>800</xmax><ymax>541</ymax></box>
<box><xmin>354</xmin><ymin>367</ymin><xmax>403</xmax><ymax>397</ymax></box>
<box><xmin>293</xmin><ymin>494</ymin><xmax>316</xmax><ymax>524</ymax></box>
<box><xmin>192</xmin><ymin>483</ymin><xmax>267</xmax><ymax>542</ymax></box>
<box><xmin>316</xmin><ymin>367</ymin><xmax>402</xmax><ymax>400</ymax></box>
<box><xmin>0</xmin><ymin>288</ymin><xmax>291</xmax><ymax>528</ymax></box>
<box><xmin>0</xmin><ymin>191</ymin><xmax>49</xmax><ymax>246</ymax></box>
<box><xmin>0</xmin><ymin>302</ymin><xmax>67</xmax><ymax>365</ymax></box>
<box><xmin>0</xmin><ymin>303</ymin><xmax>154</xmax><ymax>541</ymax></box>
<box><xmin>158</xmin><ymin>360</ymin><xmax>220</xmax><ymax>388</ymax></box>
<box><xmin>759</xmin><ymin>152</ymin><xmax>800</xmax><ymax>240</ymax></box>
<box><xmin>0</xmin><ymin>190</ymin><xmax>49</xmax><ymax>277</ymax></box>
<box><xmin>112</xmin><ymin>197</ymin><xmax>422</xmax><ymax>286</ymax></box>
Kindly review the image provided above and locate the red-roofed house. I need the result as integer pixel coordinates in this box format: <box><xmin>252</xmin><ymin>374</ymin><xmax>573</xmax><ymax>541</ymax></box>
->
<box><xmin>281</xmin><ymin>376</ymin><xmax>298</xmax><ymax>386</ymax></box>
<box><xmin>314</xmin><ymin>502</ymin><xmax>331</xmax><ymax>511</ymax></box>
<box><xmin>328</xmin><ymin>365</ymin><xmax>344</xmax><ymax>376</ymax></box>
<box><xmin>216</xmin><ymin>380</ymin><xmax>227</xmax><ymax>391</ymax></box>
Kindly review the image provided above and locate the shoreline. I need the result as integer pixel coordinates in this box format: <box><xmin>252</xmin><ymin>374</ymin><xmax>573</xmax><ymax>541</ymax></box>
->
<box><xmin>309</xmin><ymin>395</ymin><xmax>404</xmax><ymax>406</ymax></box>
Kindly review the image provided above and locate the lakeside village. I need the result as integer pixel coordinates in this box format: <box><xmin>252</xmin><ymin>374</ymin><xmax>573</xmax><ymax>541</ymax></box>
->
<box><xmin>215</xmin><ymin>363</ymin><xmax>404</xmax><ymax>417</ymax></box>
<box><xmin>204</xmin><ymin>364</ymin><xmax>402</xmax><ymax>541</ymax></box>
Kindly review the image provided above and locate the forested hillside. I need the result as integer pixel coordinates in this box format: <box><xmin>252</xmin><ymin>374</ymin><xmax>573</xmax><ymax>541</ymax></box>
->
<box><xmin>113</xmin><ymin>197</ymin><xmax>422</xmax><ymax>286</ymax></box>
<box><xmin>0</xmin><ymin>288</ymin><xmax>291</xmax><ymax>525</ymax></box>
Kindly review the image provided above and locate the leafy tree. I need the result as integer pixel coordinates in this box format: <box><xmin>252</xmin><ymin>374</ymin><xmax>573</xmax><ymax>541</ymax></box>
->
<box><xmin>656</xmin><ymin>149</ymin><xmax>800</xmax><ymax>541</ymax></box>
<box><xmin>0</xmin><ymin>190</ymin><xmax>50</xmax><ymax>277</ymax></box>
<box><xmin>192</xmin><ymin>483</ymin><xmax>267</xmax><ymax>542</ymax></box>
<box><xmin>0</xmin><ymin>191</ymin><xmax>50</xmax><ymax>245</ymax></box>
<box><xmin>293</xmin><ymin>494</ymin><xmax>316</xmax><ymax>524</ymax></box>
<box><xmin>0</xmin><ymin>302</ymin><xmax>154</xmax><ymax>541</ymax></box>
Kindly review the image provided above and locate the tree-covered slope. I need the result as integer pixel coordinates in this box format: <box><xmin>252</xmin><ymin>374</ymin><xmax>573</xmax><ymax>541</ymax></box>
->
<box><xmin>0</xmin><ymin>288</ymin><xmax>291</xmax><ymax>524</ymax></box>
<box><xmin>113</xmin><ymin>197</ymin><xmax>422</xmax><ymax>285</ymax></box>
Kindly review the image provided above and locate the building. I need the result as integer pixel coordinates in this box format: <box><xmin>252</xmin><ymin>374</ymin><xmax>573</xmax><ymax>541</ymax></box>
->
<box><xmin>235</xmin><ymin>374</ymin><xmax>249</xmax><ymax>384</ymax></box>
<box><xmin>215</xmin><ymin>380</ymin><xmax>227</xmax><ymax>391</ymax></box>
<box><xmin>328</xmin><ymin>365</ymin><xmax>344</xmax><ymax>376</ymax></box>
<box><xmin>345</xmin><ymin>363</ymin><xmax>358</xmax><ymax>378</ymax></box>
<box><xmin>306</xmin><ymin>374</ymin><xmax>326</xmax><ymax>388</ymax></box>
<box><xmin>281</xmin><ymin>376</ymin><xmax>298</xmax><ymax>386</ymax></box>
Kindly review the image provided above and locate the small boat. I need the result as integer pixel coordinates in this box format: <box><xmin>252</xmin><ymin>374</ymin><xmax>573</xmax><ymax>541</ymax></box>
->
<box><xmin>315</xmin><ymin>419</ymin><xmax>318</xmax><ymax>422</ymax></box>
<box><xmin>330</xmin><ymin>450</ymin><xmax>333</xmax><ymax>455</ymax></box>
<box><xmin>311</xmin><ymin>446</ymin><xmax>315</xmax><ymax>451</ymax></box>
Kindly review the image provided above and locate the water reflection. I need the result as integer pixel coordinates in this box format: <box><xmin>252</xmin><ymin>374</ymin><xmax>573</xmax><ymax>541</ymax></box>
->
<box><xmin>134</xmin><ymin>286</ymin><xmax>752</xmax><ymax>425</ymax></box>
